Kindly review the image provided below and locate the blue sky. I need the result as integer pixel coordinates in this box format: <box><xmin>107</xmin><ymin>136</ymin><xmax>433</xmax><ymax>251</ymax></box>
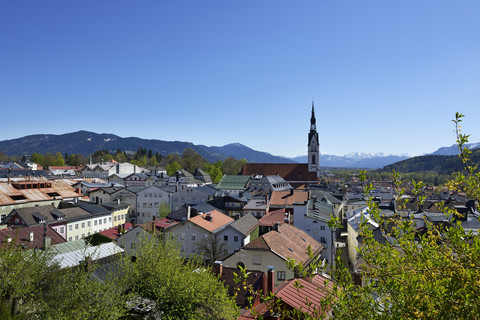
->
<box><xmin>1</xmin><ymin>1</ymin><xmax>479</xmax><ymax>158</ymax></box>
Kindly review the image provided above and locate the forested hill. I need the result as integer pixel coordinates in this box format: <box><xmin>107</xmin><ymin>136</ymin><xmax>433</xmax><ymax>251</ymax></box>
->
<box><xmin>383</xmin><ymin>149</ymin><xmax>480</xmax><ymax>174</ymax></box>
<box><xmin>0</xmin><ymin>131</ymin><xmax>294</xmax><ymax>164</ymax></box>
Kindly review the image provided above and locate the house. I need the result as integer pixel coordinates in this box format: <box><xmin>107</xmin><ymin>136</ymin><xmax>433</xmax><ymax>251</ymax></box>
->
<box><xmin>194</xmin><ymin>168</ymin><xmax>212</xmax><ymax>185</ymax></box>
<box><xmin>222</xmin><ymin>193</ymin><xmax>249</xmax><ymax>218</ymax></box>
<box><xmin>216</xmin><ymin>213</ymin><xmax>260</xmax><ymax>255</ymax></box>
<box><xmin>269</xmin><ymin>189</ymin><xmax>309</xmax><ymax>215</ymax></box>
<box><xmin>170</xmin><ymin>186</ymin><xmax>216</xmax><ymax>211</ymax></box>
<box><xmin>136</xmin><ymin>185</ymin><xmax>172</xmax><ymax>223</ymax></box>
<box><xmin>294</xmin><ymin>197</ymin><xmax>336</xmax><ymax>263</ymax></box>
<box><xmin>101</xmin><ymin>201</ymin><xmax>130</xmax><ymax>227</ymax></box>
<box><xmin>240</xmin><ymin>272</ymin><xmax>334</xmax><ymax>319</ymax></box>
<box><xmin>125</xmin><ymin>173</ymin><xmax>148</xmax><ymax>188</ymax></box>
<box><xmin>99</xmin><ymin>222</ymin><xmax>134</xmax><ymax>241</ymax></box>
<box><xmin>242</xmin><ymin>196</ymin><xmax>270</xmax><ymax>218</ymax></box>
<box><xmin>79</xmin><ymin>162</ymin><xmax>146</xmax><ymax>180</ymax></box>
<box><xmin>242</xmin><ymin>163</ymin><xmax>319</xmax><ymax>189</ymax></box>
<box><xmin>168</xmin><ymin>169</ymin><xmax>201</xmax><ymax>187</ymax></box>
<box><xmin>116</xmin><ymin>225</ymin><xmax>154</xmax><ymax>256</ymax></box>
<box><xmin>216</xmin><ymin>175</ymin><xmax>251</xmax><ymax>195</ymax></box>
<box><xmin>222</xmin><ymin>224</ymin><xmax>324</xmax><ymax>287</ymax></box>
<box><xmin>0</xmin><ymin>225</ymin><xmax>66</xmax><ymax>250</ymax></box>
<box><xmin>213</xmin><ymin>261</ymin><xmax>267</xmax><ymax>310</ymax></box>
<box><xmin>0</xmin><ymin>178</ymin><xmax>82</xmax><ymax>222</ymax></box>
<box><xmin>258</xmin><ymin>209</ymin><xmax>290</xmax><ymax>235</ymax></box>
<box><xmin>51</xmin><ymin>242</ymin><xmax>124</xmax><ymax>269</ymax></box>
<box><xmin>310</xmin><ymin>190</ymin><xmax>345</xmax><ymax>220</ymax></box>
<box><xmin>164</xmin><ymin>210</ymin><xmax>234</xmax><ymax>259</ymax></box>
<box><xmin>246</xmin><ymin>175</ymin><xmax>292</xmax><ymax>196</ymax></box>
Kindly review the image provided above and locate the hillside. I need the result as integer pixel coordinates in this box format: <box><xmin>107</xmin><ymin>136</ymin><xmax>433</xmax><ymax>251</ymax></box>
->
<box><xmin>383</xmin><ymin>149</ymin><xmax>480</xmax><ymax>174</ymax></box>
<box><xmin>0</xmin><ymin>131</ymin><xmax>295</xmax><ymax>164</ymax></box>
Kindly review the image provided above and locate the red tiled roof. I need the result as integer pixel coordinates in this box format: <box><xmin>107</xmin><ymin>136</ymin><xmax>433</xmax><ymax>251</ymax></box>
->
<box><xmin>240</xmin><ymin>274</ymin><xmax>334</xmax><ymax>319</ymax></box>
<box><xmin>244</xmin><ymin>224</ymin><xmax>323</xmax><ymax>266</ymax></box>
<box><xmin>258</xmin><ymin>209</ymin><xmax>287</xmax><ymax>227</ymax></box>
<box><xmin>276</xmin><ymin>275</ymin><xmax>333</xmax><ymax>317</ymax></box>
<box><xmin>0</xmin><ymin>225</ymin><xmax>66</xmax><ymax>250</ymax></box>
<box><xmin>189</xmin><ymin>210</ymin><xmax>234</xmax><ymax>232</ymax></box>
<box><xmin>270</xmin><ymin>190</ymin><xmax>309</xmax><ymax>206</ymax></box>
<box><xmin>242</xmin><ymin>163</ymin><xmax>319</xmax><ymax>183</ymax></box>
<box><xmin>100</xmin><ymin>223</ymin><xmax>133</xmax><ymax>240</ymax></box>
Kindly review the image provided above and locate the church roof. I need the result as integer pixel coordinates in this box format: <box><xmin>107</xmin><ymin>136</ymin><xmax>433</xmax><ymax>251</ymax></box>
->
<box><xmin>242</xmin><ymin>163</ymin><xmax>319</xmax><ymax>184</ymax></box>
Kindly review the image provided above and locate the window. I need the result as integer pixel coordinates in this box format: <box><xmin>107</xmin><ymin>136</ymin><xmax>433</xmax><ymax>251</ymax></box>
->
<box><xmin>60</xmin><ymin>227</ymin><xmax>64</xmax><ymax>234</ymax></box>
<box><xmin>143</xmin><ymin>203</ymin><xmax>147</xmax><ymax>208</ymax></box>
<box><xmin>75</xmin><ymin>235</ymin><xmax>79</xmax><ymax>240</ymax></box>
<box><xmin>69</xmin><ymin>225</ymin><xmax>72</xmax><ymax>231</ymax></box>
<box><xmin>87</xmin><ymin>221</ymin><xmax>91</xmax><ymax>227</ymax></box>
<box><xmin>320</xmin><ymin>236</ymin><xmax>326</xmax><ymax>243</ymax></box>
<box><xmin>81</xmin><ymin>222</ymin><xmax>85</xmax><ymax>228</ymax></box>
<box><xmin>320</xmin><ymin>225</ymin><xmax>325</xmax><ymax>230</ymax></box>
<box><xmin>75</xmin><ymin>223</ymin><xmax>79</xmax><ymax>230</ymax></box>
<box><xmin>191</xmin><ymin>234</ymin><xmax>196</xmax><ymax>241</ymax></box>
<box><xmin>68</xmin><ymin>237</ymin><xmax>72</xmax><ymax>241</ymax></box>
<box><xmin>81</xmin><ymin>233</ymin><xmax>85</xmax><ymax>238</ymax></box>
<box><xmin>277</xmin><ymin>271</ymin><xmax>285</xmax><ymax>281</ymax></box>
<box><xmin>109</xmin><ymin>217</ymin><xmax>112</xmax><ymax>222</ymax></box>
<box><xmin>234</xmin><ymin>236</ymin><xmax>238</xmax><ymax>242</ymax></box>
<box><xmin>180</xmin><ymin>233</ymin><xmax>185</xmax><ymax>240</ymax></box>
<box><xmin>99</xmin><ymin>219</ymin><xmax>102</xmax><ymax>225</ymax></box>
<box><xmin>253</xmin><ymin>255</ymin><xmax>261</xmax><ymax>265</ymax></box>
<box><xmin>224</xmin><ymin>235</ymin><xmax>228</xmax><ymax>241</ymax></box>
<box><xmin>148</xmin><ymin>203</ymin><xmax>152</xmax><ymax>208</ymax></box>
<box><xmin>94</xmin><ymin>220</ymin><xmax>98</xmax><ymax>226</ymax></box>
<box><xmin>103</xmin><ymin>218</ymin><xmax>107</xmax><ymax>224</ymax></box>
<box><xmin>114</xmin><ymin>216</ymin><xmax>117</xmax><ymax>221</ymax></box>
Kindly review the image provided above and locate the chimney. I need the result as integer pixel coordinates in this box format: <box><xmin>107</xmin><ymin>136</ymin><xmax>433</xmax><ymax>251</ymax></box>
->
<box><xmin>43</xmin><ymin>236</ymin><xmax>51</xmax><ymax>249</ymax></box>
<box><xmin>8</xmin><ymin>177</ymin><xmax>11</xmax><ymax>184</ymax></box>
<box><xmin>205</xmin><ymin>212</ymin><xmax>212</xmax><ymax>221</ymax></box>
<box><xmin>272</xmin><ymin>223</ymin><xmax>279</xmax><ymax>232</ymax></box>
<box><xmin>213</xmin><ymin>260</ymin><xmax>223</xmax><ymax>275</ymax></box>
<box><xmin>267</xmin><ymin>266</ymin><xmax>275</xmax><ymax>294</ymax></box>
<box><xmin>187</xmin><ymin>206</ymin><xmax>191</xmax><ymax>220</ymax></box>
<box><xmin>29</xmin><ymin>231</ymin><xmax>34</xmax><ymax>242</ymax></box>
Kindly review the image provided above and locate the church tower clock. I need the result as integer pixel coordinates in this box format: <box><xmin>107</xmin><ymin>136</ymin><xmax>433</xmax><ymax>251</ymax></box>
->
<box><xmin>308</xmin><ymin>101</ymin><xmax>320</xmax><ymax>175</ymax></box>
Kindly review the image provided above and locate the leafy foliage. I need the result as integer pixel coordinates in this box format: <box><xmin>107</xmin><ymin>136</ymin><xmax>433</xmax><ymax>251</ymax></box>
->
<box><xmin>118</xmin><ymin>236</ymin><xmax>238</xmax><ymax>319</ymax></box>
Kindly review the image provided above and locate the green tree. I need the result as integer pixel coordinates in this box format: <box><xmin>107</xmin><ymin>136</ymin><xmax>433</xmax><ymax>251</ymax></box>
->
<box><xmin>167</xmin><ymin>161</ymin><xmax>182</xmax><ymax>176</ymax></box>
<box><xmin>118</xmin><ymin>236</ymin><xmax>238</xmax><ymax>319</ymax></box>
<box><xmin>222</xmin><ymin>157</ymin><xmax>245</xmax><ymax>175</ymax></box>
<box><xmin>30</xmin><ymin>153</ymin><xmax>44</xmax><ymax>166</ymax></box>
<box><xmin>205</xmin><ymin>160</ymin><xmax>224</xmax><ymax>183</ymax></box>
<box><xmin>158</xmin><ymin>202</ymin><xmax>171</xmax><ymax>218</ymax></box>
<box><xmin>181</xmin><ymin>148</ymin><xmax>203</xmax><ymax>173</ymax></box>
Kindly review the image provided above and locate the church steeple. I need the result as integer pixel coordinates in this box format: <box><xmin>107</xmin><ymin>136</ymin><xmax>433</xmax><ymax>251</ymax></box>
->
<box><xmin>308</xmin><ymin>101</ymin><xmax>319</xmax><ymax>175</ymax></box>
<box><xmin>310</xmin><ymin>101</ymin><xmax>316</xmax><ymax>130</ymax></box>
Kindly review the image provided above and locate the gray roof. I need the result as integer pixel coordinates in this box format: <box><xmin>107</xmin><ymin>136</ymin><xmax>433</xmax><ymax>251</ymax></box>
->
<box><xmin>310</xmin><ymin>190</ymin><xmax>343</xmax><ymax>205</ymax></box>
<box><xmin>50</xmin><ymin>239</ymin><xmax>92</xmax><ymax>254</ymax></box>
<box><xmin>230</xmin><ymin>213</ymin><xmax>259</xmax><ymax>236</ymax></box>
<box><xmin>51</xmin><ymin>242</ymin><xmax>124</xmax><ymax>269</ymax></box>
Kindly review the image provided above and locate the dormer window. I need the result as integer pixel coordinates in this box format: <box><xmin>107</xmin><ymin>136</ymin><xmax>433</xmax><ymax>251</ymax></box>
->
<box><xmin>32</xmin><ymin>213</ymin><xmax>47</xmax><ymax>224</ymax></box>
<box><xmin>51</xmin><ymin>210</ymin><xmax>65</xmax><ymax>221</ymax></box>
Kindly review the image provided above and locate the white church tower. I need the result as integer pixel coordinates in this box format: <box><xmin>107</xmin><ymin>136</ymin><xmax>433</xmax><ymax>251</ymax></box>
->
<box><xmin>308</xmin><ymin>101</ymin><xmax>320</xmax><ymax>175</ymax></box>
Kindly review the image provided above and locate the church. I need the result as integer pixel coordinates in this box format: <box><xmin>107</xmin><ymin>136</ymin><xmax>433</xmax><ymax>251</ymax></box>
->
<box><xmin>241</xmin><ymin>102</ymin><xmax>321</xmax><ymax>188</ymax></box>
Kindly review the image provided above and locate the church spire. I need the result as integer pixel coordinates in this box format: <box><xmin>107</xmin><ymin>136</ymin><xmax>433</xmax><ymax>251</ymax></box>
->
<box><xmin>308</xmin><ymin>100</ymin><xmax>319</xmax><ymax>175</ymax></box>
<box><xmin>310</xmin><ymin>100</ymin><xmax>316</xmax><ymax>130</ymax></box>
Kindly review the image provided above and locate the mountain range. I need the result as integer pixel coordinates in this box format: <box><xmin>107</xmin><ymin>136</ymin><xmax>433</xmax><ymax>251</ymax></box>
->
<box><xmin>0</xmin><ymin>131</ymin><xmax>478</xmax><ymax>168</ymax></box>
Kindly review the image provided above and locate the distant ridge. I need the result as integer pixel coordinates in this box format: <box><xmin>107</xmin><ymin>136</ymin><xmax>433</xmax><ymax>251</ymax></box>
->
<box><xmin>0</xmin><ymin>131</ymin><xmax>295</xmax><ymax>164</ymax></box>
